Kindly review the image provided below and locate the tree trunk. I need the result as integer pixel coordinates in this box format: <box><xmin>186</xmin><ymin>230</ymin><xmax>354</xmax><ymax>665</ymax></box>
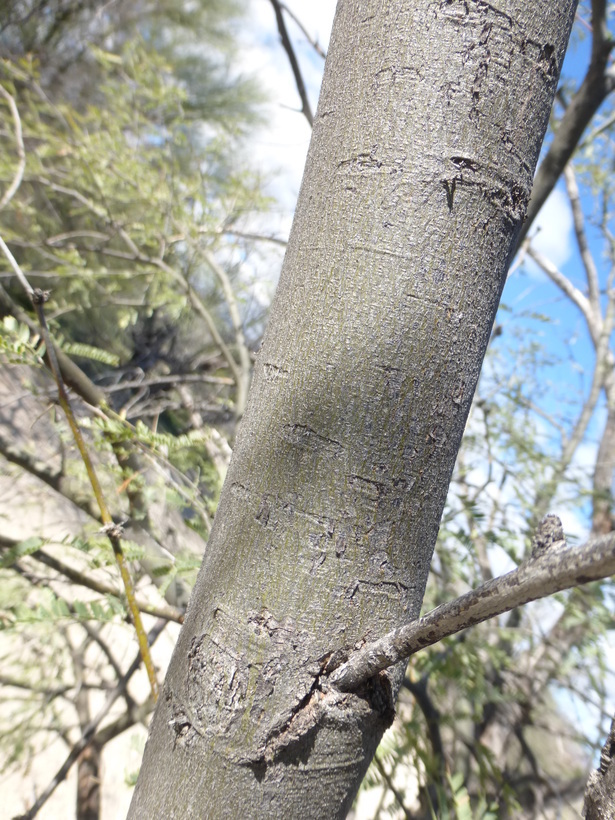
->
<box><xmin>129</xmin><ymin>2</ymin><xmax>577</xmax><ymax>816</ymax></box>
<box><xmin>76</xmin><ymin>744</ymin><xmax>101</xmax><ymax>820</ymax></box>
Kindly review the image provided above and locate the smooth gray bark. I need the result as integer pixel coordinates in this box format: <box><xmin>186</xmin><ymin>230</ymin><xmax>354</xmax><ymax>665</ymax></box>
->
<box><xmin>129</xmin><ymin>2</ymin><xmax>577</xmax><ymax>817</ymax></box>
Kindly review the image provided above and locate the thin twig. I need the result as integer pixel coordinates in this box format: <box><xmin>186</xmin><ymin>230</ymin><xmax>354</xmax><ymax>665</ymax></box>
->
<box><xmin>91</xmin><ymin>695</ymin><xmax>155</xmax><ymax>747</ymax></box>
<box><xmin>373</xmin><ymin>756</ymin><xmax>415</xmax><ymax>820</ymax></box>
<box><xmin>0</xmin><ymin>234</ymin><xmax>33</xmax><ymax>297</ymax></box>
<box><xmin>103</xmin><ymin>372</ymin><xmax>234</xmax><ymax>391</ymax></box>
<box><xmin>580</xmin><ymin>109</ymin><xmax>615</xmax><ymax>148</ymax></box>
<box><xmin>563</xmin><ymin>163</ymin><xmax>601</xmax><ymax>317</ymax></box>
<box><xmin>0</xmin><ymin>84</ymin><xmax>26</xmax><ymax>210</ymax></box>
<box><xmin>279</xmin><ymin>3</ymin><xmax>327</xmax><ymax>59</ymax></box>
<box><xmin>218</xmin><ymin>227</ymin><xmax>288</xmax><ymax>247</ymax></box>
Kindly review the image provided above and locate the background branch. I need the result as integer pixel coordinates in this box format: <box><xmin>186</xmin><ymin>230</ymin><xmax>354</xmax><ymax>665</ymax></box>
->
<box><xmin>12</xmin><ymin>619</ymin><xmax>166</xmax><ymax>820</ymax></box>
<box><xmin>517</xmin><ymin>1</ymin><xmax>615</xmax><ymax>246</ymax></box>
<box><xmin>268</xmin><ymin>0</ymin><xmax>314</xmax><ymax>127</ymax></box>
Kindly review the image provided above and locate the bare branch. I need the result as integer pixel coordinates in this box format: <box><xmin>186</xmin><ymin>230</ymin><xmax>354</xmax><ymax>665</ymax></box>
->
<box><xmin>0</xmin><ymin>421</ymin><xmax>65</xmax><ymax>495</ymax></box>
<box><xmin>329</xmin><ymin>529</ymin><xmax>615</xmax><ymax>692</ymax></box>
<box><xmin>531</xmin><ymin>317</ymin><xmax>609</xmax><ymax>523</ymax></box>
<box><xmin>526</xmin><ymin>244</ymin><xmax>595</xmax><ymax>332</ymax></box>
<box><xmin>103</xmin><ymin>372</ymin><xmax>234</xmax><ymax>391</ymax></box>
<box><xmin>5</xmin><ymin>542</ymin><xmax>184</xmax><ymax>632</ymax></box>
<box><xmin>203</xmin><ymin>249</ymin><xmax>251</xmax><ymax>416</ymax></box>
<box><xmin>35</xmin><ymin>176</ymin><xmax>108</xmax><ymax>219</ymax></box>
<box><xmin>0</xmin><ymin>85</ymin><xmax>26</xmax><ymax>211</ymax></box>
<box><xmin>373</xmin><ymin>755</ymin><xmax>415</xmax><ymax>820</ymax></box>
<box><xmin>564</xmin><ymin>163</ymin><xmax>601</xmax><ymax>318</ymax></box>
<box><xmin>26</xmin><ymin>545</ymin><xmax>184</xmax><ymax>623</ymax></box>
<box><xmin>12</xmin><ymin>619</ymin><xmax>167</xmax><ymax>820</ymax></box>
<box><xmin>268</xmin><ymin>0</ymin><xmax>314</xmax><ymax>127</ymax></box>
<box><xmin>581</xmin><ymin>109</ymin><xmax>615</xmax><ymax>147</ymax></box>
<box><xmin>0</xmin><ymin>675</ymin><xmax>74</xmax><ymax>699</ymax></box>
<box><xmin>279</xmin><ymin>3</ymin><xmax>327</xmax><ymax>59</ymax></box>
<box><xmin>217</xmin><ymin>227</ymin><xmax>288</xmax><ymax>247</ymax></box>
<box><xmin>0</xmin><ymin>234</ymin><xmax>34</xmax><ymax>298</ymax></box>
<box><xmin>402</xmin><ymin>676</ymin><xmax>447</xmax><ymax>804</ymax></box>
<box><xmin>91</xmin><ymin>695</ymin><xmax>154</xmax><ymax>747</ymax></box>
<box><xmin>81</xmin><ymin>621</ymin><xmax>128</xmax><ymax>688</ymax></box>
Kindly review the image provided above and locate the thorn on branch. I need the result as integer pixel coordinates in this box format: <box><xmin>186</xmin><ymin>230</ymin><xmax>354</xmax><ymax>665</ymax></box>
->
<box><xmin>30</xmin><ymin>287</ymin><xmax>51</xmax><ymax>305</ymax></box>
<box><xmin>99</xmin><ymin>521</ymin><xmax>127</xmax><ymax>539</ymax></box>
<box><xmin>530</xmin><ymin>513</ymin><xmax>566</xmax><ymax>559</ymax></box>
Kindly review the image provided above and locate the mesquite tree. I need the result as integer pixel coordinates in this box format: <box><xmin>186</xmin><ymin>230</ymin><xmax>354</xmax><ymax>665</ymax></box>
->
<box><xmin>130</xmin><ymin>2</ymin><xmax>579</xmax><ymax>817</ymax></box>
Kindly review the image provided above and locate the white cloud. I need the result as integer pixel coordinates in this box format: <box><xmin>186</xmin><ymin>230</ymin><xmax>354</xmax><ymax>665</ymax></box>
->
<box><xmin>525</xmin><ymin>186</ymin><xmax>575</xmax><ymax>271</ymax></box>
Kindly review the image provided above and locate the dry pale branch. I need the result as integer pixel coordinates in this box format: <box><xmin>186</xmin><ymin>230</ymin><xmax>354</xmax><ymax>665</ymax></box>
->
<box><xmin>564</xmin><ymin>163</ymin><xmax>601</xmax><ymax>317</ymax></box>
<box><xmin>526</xmin><ymin>244</ymin><xmax>593</xmax><ymax>327</ymax></box>
<box><xmin>0</xmin><ymin>85</ymin><xmax>26</xmax><ymax>211</ymax></box>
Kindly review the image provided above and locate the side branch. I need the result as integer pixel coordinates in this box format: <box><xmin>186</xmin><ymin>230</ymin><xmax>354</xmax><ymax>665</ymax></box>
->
<box><xmin>329</xmin><ymin>531</ymin><xmax>615</xmax><ymax>692</ymax></box>
<box><xmin>268</xmin><ymin>0</ymin><xmax>314</xmax><ymax>127</ymax></box>
<box><xmin>0</xmin><ymin>85</ymin><xmax>26</xmax><ymax>211</ymax></box>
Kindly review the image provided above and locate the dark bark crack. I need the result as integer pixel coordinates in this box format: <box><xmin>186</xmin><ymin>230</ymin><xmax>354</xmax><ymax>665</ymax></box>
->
<box><xmin>238</xmin><ymin>659</ymin><xmax>396</xmax><ymax>772</ymax></box>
